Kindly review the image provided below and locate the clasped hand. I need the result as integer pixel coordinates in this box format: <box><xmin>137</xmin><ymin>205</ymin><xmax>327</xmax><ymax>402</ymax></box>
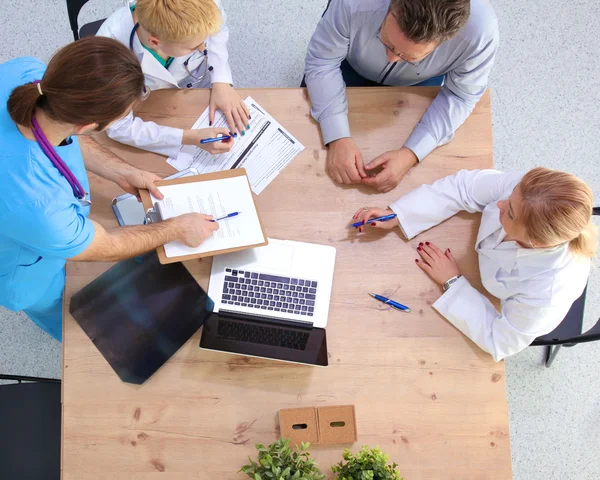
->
<box><xmin>327</xmin><ymin>138</ymin><xmax>418</xmax><ymax>192</ymax></box>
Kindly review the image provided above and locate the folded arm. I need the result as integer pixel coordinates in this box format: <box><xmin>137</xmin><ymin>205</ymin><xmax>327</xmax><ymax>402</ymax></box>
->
<box><xmin>390</xmin><ymin>169</ymin><xmax>523</xmax><ymax>239</ymax></box>
<box><xmin>104</xmin><ymin>111</ymin><xmax>184</xmax><ymax>158</ymax></box>
<box><xmin>404</xmin><ymin>33</ymin><xmax>499</xmax><ymax>161</ymax></box>
<box><xmin>304</xmin><ymin>0</ymin><xmax>352</xmax><ymax>145</ymax></box>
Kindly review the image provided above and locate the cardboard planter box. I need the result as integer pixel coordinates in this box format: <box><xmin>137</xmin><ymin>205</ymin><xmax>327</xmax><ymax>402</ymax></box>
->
<box><xmin>279</xmin><ymin>405</ymin><xmax>358</xmax><ymax>445</ymax></box>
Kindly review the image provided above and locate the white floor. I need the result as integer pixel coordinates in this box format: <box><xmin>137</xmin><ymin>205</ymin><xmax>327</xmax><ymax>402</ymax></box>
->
<box><xmin>1</xmin><ymin>1</ymin><xmax>600</xmax><ymax>478</ymax></box>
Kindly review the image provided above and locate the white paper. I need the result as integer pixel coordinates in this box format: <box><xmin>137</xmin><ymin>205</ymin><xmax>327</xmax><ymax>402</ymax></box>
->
<box><xmin>167</xmin><ymin>97</ymin><xmax>304</xmax><ymax>194</ymax></box>
<box><xmin>150</xmin><ymin>175</ymin><xmax>265</xmax><ymax>258</ymax></box>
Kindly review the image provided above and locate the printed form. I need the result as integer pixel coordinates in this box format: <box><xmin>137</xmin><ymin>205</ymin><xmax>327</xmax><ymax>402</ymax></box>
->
<box><xmin>150</xmin><ymin>175</ymin><xmax>265</xmax><ymax>258</ymax></box>
<box><xmin>167</xmin><ymin>97</ymin><xmax>304</xmax><ymax>194</ymax></box>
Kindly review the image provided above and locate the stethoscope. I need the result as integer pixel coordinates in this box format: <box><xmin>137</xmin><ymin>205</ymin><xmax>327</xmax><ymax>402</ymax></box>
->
<box><xmin>31</xmin><ymin>116</ymin><xmax>91</xmax><ymax>207</ymax></box>
<box><xmin>129</xmin><ymin>23</ymin><xmax>213</xmax><ymax>88</ymax></box>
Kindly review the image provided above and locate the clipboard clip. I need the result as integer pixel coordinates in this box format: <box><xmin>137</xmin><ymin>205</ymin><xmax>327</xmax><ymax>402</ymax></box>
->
<box><xmin>144</xmin><ymin>203</ymin><xmax>163</xmax><ymax>225</ymax></box>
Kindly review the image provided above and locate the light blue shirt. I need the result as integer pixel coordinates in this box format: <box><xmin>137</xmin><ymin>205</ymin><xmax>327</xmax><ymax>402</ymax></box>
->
<box><xmin>0</xmin><ymin>57</ymin><xmax>95</xmax><ymax>312</ymax></box>
<box><xmin>304</xmin><ymin>0</ymin><xmax>499</xmax><ymax>161</ymax></box>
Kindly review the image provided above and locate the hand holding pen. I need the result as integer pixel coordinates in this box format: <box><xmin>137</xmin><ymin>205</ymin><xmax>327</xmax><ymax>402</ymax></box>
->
<box><xmin>182</xmin><ymin>128</ymin><xmax>235</xmax><ymax>155</ymax></box>
<box><xmin>351</xmin><ymin>207</ymin><xmax>399</xmax><ymax>233</ymax></box>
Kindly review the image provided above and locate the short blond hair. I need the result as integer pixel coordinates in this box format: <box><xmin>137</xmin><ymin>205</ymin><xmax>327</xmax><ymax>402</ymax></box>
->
<box><xmin>136</xmin><ymin>0</ymin><xmax>222</xmax><ymax>42</ymax></box>
<box><xmin>519</xmin><ymin>167</ymin><xmax>597</xmax><ymax>258</ymax></box>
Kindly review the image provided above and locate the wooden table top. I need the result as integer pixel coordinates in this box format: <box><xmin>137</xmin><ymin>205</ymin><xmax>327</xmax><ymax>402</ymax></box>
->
<box><xmin>62</xmin><ymin>87</ymin><xmax>511</xmax><ymax>480</ymax></box>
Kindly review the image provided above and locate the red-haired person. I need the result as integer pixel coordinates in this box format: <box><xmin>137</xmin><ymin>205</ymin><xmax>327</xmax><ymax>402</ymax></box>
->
<box><xmin>0</xmin><ymin>37</ymin><xmax>217</xmax><ymax>341</ymax></box>
<box><xmin>354</xmin><ymin>168</ymin><xmax>596</xmax><ymax>361</ymax></box>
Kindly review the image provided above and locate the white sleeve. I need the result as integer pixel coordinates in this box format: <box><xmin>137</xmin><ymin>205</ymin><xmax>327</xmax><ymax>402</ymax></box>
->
<box><xmin>432</xmin><ymin>276</ymin><xmax>567</xmax><ymax>362</ymax></box>
<box><xmin>208</xmin><ymin>0</ymin><xmax>233</xmax><ymax>85</ymax></box>
<box><xmin>106</xmin><ymin>111</ymin><xmax>184</xmax><ymax>158</ymax></box>
<box><xmin>389</xmin><ymin>169</ymin><xmax>524</xmax><ymax>240</ymax></box>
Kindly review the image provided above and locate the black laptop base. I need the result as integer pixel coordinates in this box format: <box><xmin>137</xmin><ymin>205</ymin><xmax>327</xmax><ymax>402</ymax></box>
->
<box><xmin>200</xmin><ymin>311</ymin><xmax>328</xmax><ymax>367</ymax></box>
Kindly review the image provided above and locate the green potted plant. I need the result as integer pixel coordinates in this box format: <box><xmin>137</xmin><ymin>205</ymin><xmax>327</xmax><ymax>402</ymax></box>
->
<box><xmin>240</xmin><ymin>438</ymin><xmax>325</xmax><ymax>480</ymax></box>
<box><xmin>331</xmin><ymin>446</ymin><xmax>403</xmax><ymax>480</ymax></box>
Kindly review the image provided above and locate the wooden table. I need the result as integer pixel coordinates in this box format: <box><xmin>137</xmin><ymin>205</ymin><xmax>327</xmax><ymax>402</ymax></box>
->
<box><xmin>62</xmin><ymin>87</ymin><xmax>511</xmax><ymax>480</ymax></box>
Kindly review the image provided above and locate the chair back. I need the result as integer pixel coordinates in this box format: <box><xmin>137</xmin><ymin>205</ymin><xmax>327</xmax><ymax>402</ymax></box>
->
<box><xmin>0</xmin><ymin>378</ymin><xmax>61</xmax><ymax>479</ymax></box>
<box><xmin>65</xmin><ymin>0</ymin><xmax>92</xmax><ymax>40</ymax></box>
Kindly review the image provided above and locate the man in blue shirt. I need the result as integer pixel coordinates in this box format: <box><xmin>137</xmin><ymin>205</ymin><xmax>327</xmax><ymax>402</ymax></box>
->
<box><xmin>304</xmin><ymin>0</ymin><xmax>498</xmax><ymax>192</ymax></box>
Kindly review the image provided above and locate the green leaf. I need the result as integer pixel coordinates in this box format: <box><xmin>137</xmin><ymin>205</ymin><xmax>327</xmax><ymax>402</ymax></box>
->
<box><xmin>255</xmin><ymin>474</ymin><xmax>262</xmax><ymax>480</ymax></box>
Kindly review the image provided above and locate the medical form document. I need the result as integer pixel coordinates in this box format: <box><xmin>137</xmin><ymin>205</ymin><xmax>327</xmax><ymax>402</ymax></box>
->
<box><xmin>149</xmin><ymin>174</ymin><xmax>267</xmax><ymax>259</ymax></box>
<box><xmin>167</xmin><ymin>97</ymin><xmax>305</xmax><ymax>194</ymax></box>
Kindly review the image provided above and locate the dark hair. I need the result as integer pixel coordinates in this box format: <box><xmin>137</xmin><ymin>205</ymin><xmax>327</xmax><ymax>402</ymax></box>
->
<box><xmin>389</xmin><ymin>0</ymin><xmax>470</xmax><ymax>44</ymax></box>
<box><xmin>8</xmin><ymin>37</ymin><xmax>145</xmax><ymax>130</ymax></box>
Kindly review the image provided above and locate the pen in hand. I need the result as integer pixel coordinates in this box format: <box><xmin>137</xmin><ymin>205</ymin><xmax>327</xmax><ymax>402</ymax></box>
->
<box><xmin>350</xmin><ymin>213</ymin><xmax>397</xmax><ymax>228</ymax></box>
<box><xmin>210</xmin><ymin>212</ymin><xmax>242</xmax><ymax>222</ymax></box>
<box><xmin>200</xmin><ymin>133</ymin><xmax>237</xmax><ymax>144</ymax></box>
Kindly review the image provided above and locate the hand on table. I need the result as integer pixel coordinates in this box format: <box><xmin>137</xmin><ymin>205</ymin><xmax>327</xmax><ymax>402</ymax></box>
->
<box><xmin>117</xmin><ymin>168</ymin><xmax>164</xmax><ymax>202</ymax></box>
<box><xmin>362</xmin><ymin>147</ymin><xmax>418</xmax><ymax>193</ymax></box>
<box><xmin>326</xmin><ymin>137</ymin><xmax>366</xmax><ymax>184</ymax></box>
<box><xmin>183</xmin><ymin>127</ymin><xmax>234</xmax><ymax>155</ymax></box>
<box><xmin>209</xmin><ymin>83</ymin><xmax>250</xmax><ymax>136</ymax></box>
<box><xmin>351</xmin><ymin>207</ymin><xmax>399</xmax><ymax>233</ymax></box>
<box><xmin>172</xmin><ymin>213</ymin><xmax>219</xmax><ymax>247</ymax></box>
<box><xmin>415</xmin><ymin>241</ymin><xmax>461</xmax><ymax>286</ymax></box>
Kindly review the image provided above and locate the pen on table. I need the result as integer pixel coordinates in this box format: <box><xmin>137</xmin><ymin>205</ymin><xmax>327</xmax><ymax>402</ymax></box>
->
<box><xmin>350</xmin><ymin>213</ymin><xmax>397</xmax><ymax>228</ymax></box>
<box><xmin>200</xmin><ymin>133</ymin><xmax>237</xmax><ymax>144</ymax></box>
<box><xmin>368</xmin><ymin>293</ymin><xmax>411</xmax><ymax>313</ymax></box>
<box><xmin>211</xmin><ymin>212</ymin><xmax>242</xmax><ymax>222</ymax></box>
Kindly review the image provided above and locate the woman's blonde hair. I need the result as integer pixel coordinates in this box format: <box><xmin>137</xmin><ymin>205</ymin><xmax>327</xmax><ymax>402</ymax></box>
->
<box><xmin>136</xmin><ymin>0</ymin><xmax>222</xmax><ymax>42</ymax></box>
<box><xmin>519</xmin><ymin>167</ymin><xmax>597</xmax><ymax>257</ymax></box>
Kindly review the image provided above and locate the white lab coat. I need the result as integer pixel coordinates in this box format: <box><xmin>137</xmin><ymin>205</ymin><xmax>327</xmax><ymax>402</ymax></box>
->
<box><xmin>97</xmin><ymin>0</ymin><xmax>233</xmax><ymax>157</ymax></box>
<box><xmin>390</xmin><ymin>169</ymin><xmax>590</xmax><ymax>361</ymax></box>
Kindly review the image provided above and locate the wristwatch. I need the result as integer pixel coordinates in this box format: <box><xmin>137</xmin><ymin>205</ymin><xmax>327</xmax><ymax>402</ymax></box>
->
<box><xmin>442</xmin><ymin>275</ymin><xmax>462</xmax><ymax>292</ymax></box>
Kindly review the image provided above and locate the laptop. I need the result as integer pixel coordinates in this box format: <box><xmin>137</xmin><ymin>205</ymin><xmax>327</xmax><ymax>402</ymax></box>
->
<box><xmin>201</xmin><ymin>238</ymin><xmax>336</xmax><ymax>366</ymax></box>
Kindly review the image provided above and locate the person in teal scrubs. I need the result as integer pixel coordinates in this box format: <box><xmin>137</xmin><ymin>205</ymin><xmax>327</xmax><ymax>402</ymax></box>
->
<box><xmin>0</xmin><ymin>37</ymin><xmax>219</xmax><ymax>341</ymax></box>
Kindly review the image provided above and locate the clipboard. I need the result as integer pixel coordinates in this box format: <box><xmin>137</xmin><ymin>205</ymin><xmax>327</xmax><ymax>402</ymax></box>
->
<box><xmin>112</xmin><ymin>168</ymin><xmax>198</xmax><ymax>226</ymax></box>
<box><xmin>139</xmin><ymin>168</ymin><xmax>268</xmax><ymax>264</ymax></box>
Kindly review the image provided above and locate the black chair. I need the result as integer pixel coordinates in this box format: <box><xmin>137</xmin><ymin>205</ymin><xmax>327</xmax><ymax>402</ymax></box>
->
<box><xmin>66</xmin><ymin>0</ymin><xmax>106</xmax><ymax>40</ymax></box>
<box><xmin>0</xmin><ymin>374</ymin><xmax>61</xmax><ymax>480</ymax></box>
<box><xmin>531</xmin><ymin>207</ymin><xmax>600</xmax><ymax>367</ymax></box>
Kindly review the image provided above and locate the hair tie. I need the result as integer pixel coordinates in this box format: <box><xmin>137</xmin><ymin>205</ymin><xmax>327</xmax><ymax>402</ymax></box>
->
<box><xmin>32</xmin><ymin>80</ymin><xmax>43</xmax><ymax>96</ymax></box>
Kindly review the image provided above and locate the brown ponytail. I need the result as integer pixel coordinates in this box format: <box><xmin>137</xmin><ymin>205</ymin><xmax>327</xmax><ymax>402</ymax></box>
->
<box><xmin>7</xmin><ymin>37</ymin><xmax>145</xmax><ymax>130</ymax></box>
<box><xmin>6</xmin><ymin>82</ymin><xmax>41</xmax><ymax>128</ymax></box>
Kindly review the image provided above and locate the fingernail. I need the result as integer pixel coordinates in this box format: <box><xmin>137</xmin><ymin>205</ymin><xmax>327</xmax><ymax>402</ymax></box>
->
<box><xmin>229</xmin><ymin>131</ymin><xmax>234</xmax><ymax>136</ymax></box>
<box><xmin>417</xmin><ymin>247</ymin><xmax>422</xmax><ymax>251</ymax></box>
<box><xmin>249</xmin><ymin>115</ymin><xmax>252</xmax><ymax>119</ymax></box>
<box><xmin>426</xmin><ymin>242</ymin><xmax>430</xmax><ymax>245</ymax></box>
<box><xmin>448</xmin><ymin>248</ymin><xmax>451</xmax><ymax>253</ymax></box>
<box><xmin>419</xmin><ymin>242</ymin><xmax>423</xmax><ymax>246</ymax></box>
<box><xmin>242</xmin><ymin>131</ymin><xmax>245</xmax><ymax>136</ymax></box>
<box><xmin>247</xmin><ymin>124</ymin><xmax>251</xmax><ymax>129</ymax></box>
<box><xmin>415</xmin><ymin>259</ymin><xmax>419</xmax><ymax>263</ymax></box>
<box><xmin>370</xmin><ymin>222</ymin><xmax>376</xmax><ymax>226</ymax></box>
<box><xmin>209</xmin><ymin>121</ymin><xmax>212</xmax><ymax>126</ymax></box>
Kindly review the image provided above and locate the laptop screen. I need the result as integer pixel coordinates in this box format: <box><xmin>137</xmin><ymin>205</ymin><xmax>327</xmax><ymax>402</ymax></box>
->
<box><xmin>69</xmin><ymin>253</ymin><xmax>212</xmax><ymax>384</ymax></box>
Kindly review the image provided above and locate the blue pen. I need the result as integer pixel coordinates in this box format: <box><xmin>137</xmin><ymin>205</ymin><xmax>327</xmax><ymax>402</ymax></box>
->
<box><xmin>368</xmin><ymin>293</ymin><xmax>411</xmax><ymax>313</ymax></box>
<box><xmin>350</xmin><ymin>213</ymin><xmax>397</xmax><ymax>228</ymax></box>
<box><xmin>200</xmin><ymin>134</ymin><xmax>237</xmax><ymax>144</ymax></box>
<box><xmin>210</xmin><ymin>211</ymin><xmax>242</xmax><ymax>222</ymax></box>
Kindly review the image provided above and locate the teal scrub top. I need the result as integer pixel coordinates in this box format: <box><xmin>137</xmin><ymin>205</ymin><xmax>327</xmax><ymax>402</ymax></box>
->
<box><xmin>0</xmin><ymin>57</ymin><xmax>95</xmax><ymax>312</ymax></box>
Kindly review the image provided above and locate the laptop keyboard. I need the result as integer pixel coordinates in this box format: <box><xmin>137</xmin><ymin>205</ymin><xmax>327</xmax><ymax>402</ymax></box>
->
<box><xmin>217</xmin><ymin>319</ymin><xmax>310</xmax><ymax>350</ymax></box>
<box><xmin>221</xmin><ymin>269</ymin><xmax>317</xmax><ymax>317</ymax></box>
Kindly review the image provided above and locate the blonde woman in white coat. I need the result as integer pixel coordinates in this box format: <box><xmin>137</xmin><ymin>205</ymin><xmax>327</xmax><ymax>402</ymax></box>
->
<box><xmin>353</xmin><ymin>168</ymin><xmax>596</xmax><ymax>361</ymax></box>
